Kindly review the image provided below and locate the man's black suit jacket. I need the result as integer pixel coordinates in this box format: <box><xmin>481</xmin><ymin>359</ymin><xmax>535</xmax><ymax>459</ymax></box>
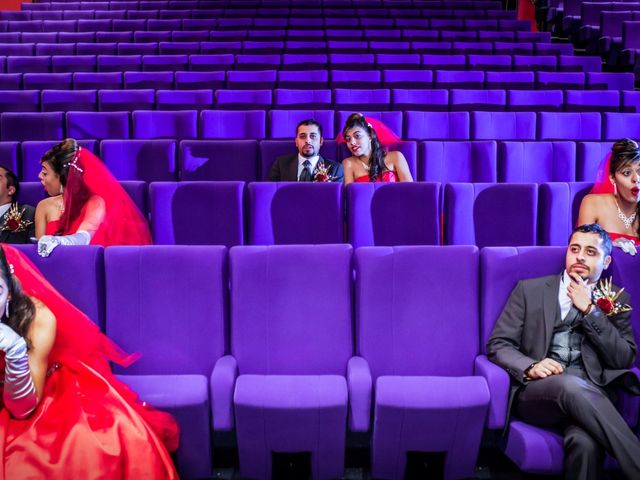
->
<box><xmin>0</xmin><ymin>203</ymin><xmax>35</xmax><ymax>244</ymax></box>
<box><xmin>268</xmin><ymin>154</ymin><xmax>344</xmax><ymax>182</ymax></box>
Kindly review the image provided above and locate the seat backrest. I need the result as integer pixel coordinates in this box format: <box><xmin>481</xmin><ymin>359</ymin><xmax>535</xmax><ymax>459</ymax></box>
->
<box><xmin>248</xmin><ymin>182</ymin><xmax>344</xmax><ymax>245</ymax></box>
<box><xmin>356</xmin><ymin>245</ymin><xmax>480</xmax><ymax>378</ymax></box>
<box><xmin>66</xmin><ymin>111</ymin><xmax>130</xmax><ymax>141</ymax></box>
<box><xmin>179</xmin><ymin>139</ymin><xmax>259</xmax><ymax>181</ymax></box>
<box><xmin>132</xmin><ymin>110</ymin><xmax>198</xmax><ymax>140</ymax></box>
<box><xmin>610</xmin><ymin>251</ymin><xmax>640</xmax><ymax>366</ymax></box>
<box><xmin>346</xmin><ymin>182</ymin><xmax>440</xmax><ymax>248</ymax></box>
<box><xmin>268</xmin><ymin>109</ymin><xmax>335</xmax><ymax>139</ymax></box>
<box><xmin>101</xmin><ymin>139</ymin><xmax>177</xmax><ymax>182</ymax></box>
<box><xmin>150</xmin><ymin>181</ymin><xmax>244</xmax><ymax>246</ymax></box>
<box><xmin>200</xmin><ymin>110</ymin><xmax>266</xmax><ymax>139</ymax></box>
<box><xmin>472</xmin><ymin>112</ymin><xmax>537</xmax><ymax>140</ymax></box>
<box><xmin>538</xmin><ymin>181</ymin><xmax>593</xmax><ymax>246</ymax></box>
<box><xmin>1</xmin><ymin>112</ymin><xmax>64</xmax><ymax>142</ymax></box>
<box><xmin>576</xmin><ymin>141</ymin><xmax>612</xmax><ymax>181</ymax></box>
<box><xmin>498</xmin><ymin>141</ymin><xmax>576</xmax><ymax>182</ymax></box>
<box><xmin>419</xmin><ymin>140</ymin><xmax>497</xmax><ymax>182</ymax></box>
<box><xmin>602</xmin><ymin>113</ymin><xmax>640</xmax><ymax>141</ymax></box>
<box><xmin>230</xmin><ymin>244</ymin><xmax>353</xmax><ymax>374</ymax></box>
<box><xmin>405</xmin><ymin>111</ymin><xmax>471</xmax><ymax>140</ymax></box>
<box><xmin>538</xmin><ymin>112</ymin><xmax>602</xmax><ymax>141</ymax></box>
<box><xmin>105</xmin><ymin>245</ymin><xmax>227</xmax><ymax>375</ymax></box>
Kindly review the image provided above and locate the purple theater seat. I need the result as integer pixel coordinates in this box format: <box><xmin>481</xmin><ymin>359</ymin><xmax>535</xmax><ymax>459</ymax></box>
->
<box><xmin>226</xmin><ymin>70</ymin><xmax>277</xmax><ymax>89</ymax></box>
<box><xmin>444</xmin><ymin>183</ymin><xmax>538</xmax><ymax>247</ymax></box>
<box><xmin>479</xmin><ymin>31</ymin><xmax>515</xmax><ymax>42</ymax></box>
<box><xmin>6</xmin><ymin>56</ymin><xmax>51</xmax><ymax>74</ymax></box>
<box><xmin>234</xmin><ymin>54</ymin><xmax>281</xmax><ymax>71</ymax></box>
<box><xmin>22</xmin><ymin>32</ymin><xmax>56</xmax><ymax>44</ymax></box>
<box><xmin>0</xmin><ymin>32</ymin><xmax>19</xmax><ymax>43</ymax></box>
<box><xmin>100</xmin><ymin>139</ymin><xmax>177</xmax><ymax>181</ymax></box>
<box><xmin>215</xmin><ymin>89</ymin><xmax>272</xmax><ymax>110</ymax></box>
<box><xmin>586</xmin><ymin>72</ymin><xmax>635</xmax><ymax>90</ymax></box>
<box><xmin>346</xmin><ymin>183</ymin><xmax>440</xmax><ymax>248</ymax></box>
<box><xmin>472</xmin><ymin>112</ymin><xmax>537</xmax><ymax>141</ymax></box>
<box><xmin>382</xmin><ymin>69</ymin><xmax>433</xmax><ymax>89</ymax></box>
<box><xmin>576</xmin><ymin>141</ymin><xmax>611</xmax><ymax>182</ymax></box>
<box><xmin>508</xmin><ymin>89</ymin><xmax>564</xmax><ymax>112</ymax></box>
<box><xmin>1</xmin><ymin>112</ymin><xmax>63</xmax><ymax>142</ymax></box>
<box><xmin>453</xmin><ymin>41</ymin><xmax>493</xmax><ymax>54</ymax></box>
<box><xmin>498</xmin><ymin>141</ymin><xmax>576</xmax><ymax>183</ymax></box>
<box><xmin>42</xmin><ymin>90</ymin><xmax>97</xmax><ymax>112</ymax></box>
<box><xmin>21</xmin><ymin>139</ymin><xmax>97</xmax><ymax>181</ymax></box>
<box><xmin>189</xmin><ymin>54</ymin><xmax>235</xmax><ymax>72</ymax></box>
<box><xmin>200</xmin><ymin>109</ymin><xmax>266</xmax><ymax>139</ymax></box>
<box><xmin>0</xmin><ymin>73</ymin><xmax>21</xmax><ymax>91</ymax></box>
<box><xmin>405</xmin><ymin>111</ymin><xmax>471</xmax><ymax>140</ymax></box>
<box><xmin>174</xmin><ymin>72</ymin><xmax>224</xmax><ymax>93</ymax></box>
<box><xmin>179</xmin><ymin>139</ymin><xmax>258</xmax><ymax>182</ymax></box>
<box><xmin>112</xmin><ymin>19</ymin><xmax>147</xmax><ymax>32</ymax></box>
<box><xmin>534</xmin><ymin>42</ymin><xmax>574</xmax><ymax>56</ymax></box>
<box><xmin>118</xmin><ymin>42</ymin><xmax>159</xmax><ymax>56</ymax></box>
<box><xmin>242</xmin><ymin>40</ymin><xmax>285</xmax><ymax>54</ymax></box>
<box><xmin>329</xmin><ymin>53</ymin><xmax>376</xmax><ymax>70</ymax></box>
<box><xmin>422</xmin><ymin>54</ymin><xmax>467</xmax><ymax>71</ymax></box>
<box><xmin>199</xmin><ymin>41</ymin><xmax>242</xmax><ymax>55</ymax></box>
<box><xmin>9</xmin><ymin>20</ymin><xmax>42</xmax><ymax>33</ymax></box>
<box><xmin>142</xmin><ymin>54</ymin><xmax>188</xmax><ymax>72</ymax></box>
<box><xmin>273</xmin><ymin>89</ymin><xmax>332</xmax><ymax>109</ymax></box>
<box><xmin>0</xmin><ymin>90</ymin><xmax>39</xmax><ymax>113</ymax></box>
<box><xmin>419</xmin><ymin>141</ymin><xmax>498</xmax><ymax>182</ymax></box>
<box><xmin>97</xmin><ymin>55</ymin><xmax>143</xmax><ymax>73</ymax></box>
<box><xmin>183</xmin><ymin>18</ymin><xmax>217</xmax><ymax>30</ymax></box>
<box><xmin>248</xmin><ymin>183</ymin><xmax>343</xmax><ymax>245</ymax></box>
<box><xmin>564</xmin><ymin>90</ymin><xmax>621</xmax><ymax>112</ymax></box>
<box><xmin>77</xmin><ymin>43</ymin><xmax>117</xmax><ymax>56</ymax></box>
<box><xmin>602</xmin><ymin>112</ymin><xmax>640</xmax><ymax>140</ymax></box>
<box><xmin>148</xmin><ymin>19</ymin><xmax>181</xmax><ymax>31</ymax></box>
<box><xmin>124</xmin><ymin>71</ymin><xmax>174</xmax><ymax>90</ymax></box>
<box><xmin>172</xmin><ymin>31</ymin><xmax>209</xmax><ymax>42</ymax></box>
<box><xmin>98</xmin><ymin>89</ymin><xmax>155</xmax><ymax>112</ymax></box>
<box><xmin>538</xmin><ymin>181</ymin><xmax>593</xmax><ymax>245</ymax></box>
<box><xmin>536</xmin><ymin>71</ymin><xmax>586</xmax><ymax>90</ymax></box>
<box><xmin>159</xmin><ymin>41</ymin><xmax>201</xmax><ymax>56</ymax></box>
<box><xmin>485</xmin><ymin>71</ymin><xmax>535</xmax><ymax>90</ymax></box>
<box><xmin>227</xmin><ymin>244</ymin><xmax>352</xmax><ymax>479</ymax></box>
<box><xmin>15</xmin><ymin>182</ymin><xmax>47</xmax><ymax>210</ymax></box>
<box><xmin>375</xmin><ymin>53</ymin><xmax>420</xmax><ymax>69</ymax></box>
<box><xmin>0</xmin><ymin>141</ymin><xmax>19</xmax><ymax>176</ymax></box>
<box><xmin>66</xmin><ymin>111</ymin><xmax>129</xmax><ymax>141</ymax></box>
<box><xmin>467</xmin><ymin>54</ymin><xmax>513</xmax><ymax>71</ymax></box>
<box><xmin>268</xmin><ymin>109</ymin><xmax>335</xmax><ymax>139</ymax></box>
<box><xmin>333</xmin><ymin>89</ymin><xmax>391</xmax><ymax>111</ymax></box>
<box><xmin>450</xmin><ymin>89</ymin><xmax>507</xmax><ymax>112</ymax></box>
<box><xmin>513</xmin><ymin>55</ymin><xmax>558</xmax><ymax>72</ymax></box>
<box><xmin>434</xmin><ymin>69</ymin><xmax>484</xmax><ymax>89</ymax></box>
<box><xmin>331</xmin><ymin>70</ymin><xmax>382</xmax><ymax>89</ymax></box>
<box><xmin>391</xmin><ymin>89</ymin><xmax>448</xmax><ymax>112</ymax></box>
<box><xmin>558</xmin><ymin>55</ymin><xmax>602</xmax><ymax>72</ymax></box>
<box><xmin>622</xmin><ymin>91</ymin><xmax>640</xmax><ymax>113</ymax></box>
<box><xmin>73</xmin><ymin>72</ymin><xmax>123</xmax><ymax>90</ymax></box>
<box><xmin>133</xmin><ymin>110</ymin><xmax>197</xmax><ymax>140</ymax></box>
<box><xmin>12</xmin><ymin>245</ymin><xmax>105</xmax><ymax>329</ymax></box>
<box><xmin>78</xmin><ymin>19</ymin><xmax>112</xmax><ymax>32</ymax></box>
<box><xmin>493</xmin><ymin>41</ymin><xmax>534</xmax><ymax>55</ymax></box>
<box><xmin>258</xmin><ymin>139</ymin><xmax>339</xmax><ymax>181</ymax></box>
<box><xmin>97</xmin><ymin>32</ymin><xmax>132</xmax><ymax>43</ymax></box>
<box><xmin>51</xmin><ymin>55</ymin><xmax>96</xmax><ymax>74</ymax></box>
<box><xmin>156</xmin><ymin>90</ymin><xmax>214</xmax><ymax>111</ymax></box>
<box><xmin>538</xmin><ymin>112</ymin><xmax>602</xmax><ymax>141</ymax></box>
<box><xmin>336</xmin><ymin>110</ymin><xmax>402</xmax><ymax>139</ymax></box>
<box><xmin>277</xmin><ymin>70</ymin><xmax>329</xmax><ymax>89</ymax></box>
<box><xmin>150</xmin><ymin>181</ymin><xmax>244</xmax><ymax>245</ymax></box>
<box><xmin>355</xmin><ymin>246</ymin><xmax>489</xmax><ymax>479</ymax></box>
<box><xmin>35</xmin><ymin>43</ymin><xmax>75</xmax><ymax>56</ymax></box>
<box><xmin>106</xmin><ymin>245</ymin><xmax>227</xmax><ymax>479</ymax></box>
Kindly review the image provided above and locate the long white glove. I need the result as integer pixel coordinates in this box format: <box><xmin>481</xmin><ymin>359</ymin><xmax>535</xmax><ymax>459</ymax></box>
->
<box><xmin>613</xmin><ymin>237</ymin><xmax>638</xmax><ymax>256</ymax></box>
<box><xmin>0</xmin><ymin>322</ymin><xmax>38</xmax><ymax>419</ymax></box>
<box><xmin>37</xmin><ymin>231</ymin><xmax>91</xmax><ymax>258</ymax></box>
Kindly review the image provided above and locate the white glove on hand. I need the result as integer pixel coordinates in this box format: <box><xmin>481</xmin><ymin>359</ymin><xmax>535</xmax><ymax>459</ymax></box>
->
<box><xmin>0</xmin><ymin>322</ymin><xmax>38</xmax><ymax>419</ymax></box>
<box><xmin>37</xmin><ymin>231</ymin><xmax>91</xmax><ymax>258</ymax></box>
<box><xmin>613</xmin><ymin>237</ymin><xmax>638</xmax><ymax>256</ymax></box>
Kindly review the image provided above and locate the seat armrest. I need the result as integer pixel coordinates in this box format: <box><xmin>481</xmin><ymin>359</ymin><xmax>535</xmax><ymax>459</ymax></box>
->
<box><xmin>210</xmin><ymin>355</ymin><xmax>238</xmax><ymax>431</ymax></box>
<box><xmin>475</xmin><ymin>355</ymin><xmax>510</xmax><ymax>430</ymax></box>
<box><xmin>347</xmin><ymin>356</ymin><xmax>372</xmax><ymax>432</ymax></box>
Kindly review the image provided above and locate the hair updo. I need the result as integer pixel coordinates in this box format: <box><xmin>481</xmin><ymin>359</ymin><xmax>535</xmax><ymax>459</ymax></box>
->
<box><xmin>610</xmin><ymin>138</ymin><xmax>640</xmax><ymax>175</ymax></box>
<box><xmin>40</xmin><ymin>138</ymin><xmax>79</xmax><ymax>188</ymax></box>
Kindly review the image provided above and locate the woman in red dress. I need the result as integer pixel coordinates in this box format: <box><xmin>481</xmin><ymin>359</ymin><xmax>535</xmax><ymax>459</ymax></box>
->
<box><xmin>577</xmin><ymin>138</ymin><xmax>640</xmax><ymax>255</ymax></box>
<box><xmin>340</xmin><ymin>113</ymin><xmax>414</xmax><ymax>184</ymax></box>
<box><xmin>0</xmin><ymin>244</ymin><xmax>178</xmax><ymax>479</ymax></box>
<box><xmin>35</xmin><ymin>138</ymin><xmax>151</xmax><ymax>257</ymax></box>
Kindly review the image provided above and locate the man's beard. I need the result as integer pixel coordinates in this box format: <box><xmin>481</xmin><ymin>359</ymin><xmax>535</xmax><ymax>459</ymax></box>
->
<box><xmin>301</xmin><ymin>147</ymin><xmax>316</xmax><ymax>158</ymax></box>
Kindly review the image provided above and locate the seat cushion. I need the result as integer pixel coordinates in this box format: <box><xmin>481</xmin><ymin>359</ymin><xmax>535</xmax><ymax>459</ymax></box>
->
<box><xmin>504</xmin><ymin>420</ymin><xmax>564</xmax><ymax>474</ymax></box>
<box><xmin>116</xmin><ymin>374</ymin><xmax>208</xmax><ymax>408</ymax></box>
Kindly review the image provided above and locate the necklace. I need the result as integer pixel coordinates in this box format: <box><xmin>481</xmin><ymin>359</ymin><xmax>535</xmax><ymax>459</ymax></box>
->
<box><xmin>360</xmin><ymin>160</ymin><xmax>370</xmax><ymax>172</ymax></box>
<box><xmin>615</xmin><ymin>198</ymin><xmax>637</xmax><ymax>229</ymax></box>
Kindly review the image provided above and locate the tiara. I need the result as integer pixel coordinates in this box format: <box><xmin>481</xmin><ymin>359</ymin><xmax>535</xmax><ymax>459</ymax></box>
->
<box><xmin>66</xmin><ymin>147</ymin><xmax>84</xmax><ymax>173</ymax></box>
<box><xmin>8</xmin><ymin>263</ymin><xmax>14</xmax><ymax>275</ymax></box>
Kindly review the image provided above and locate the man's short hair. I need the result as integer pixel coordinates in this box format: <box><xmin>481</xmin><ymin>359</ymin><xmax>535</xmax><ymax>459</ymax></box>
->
<box><xmin>0</xmin><ymin>166</ymin><xmax>19</xmax><ymax>200</ymax></box>
<box><xmin>296</xmin><ymin>119</ymin><xmax>323</xmax><ymax>137</ymax></box>
<box><xmin>569</xmin><ymin>224</ymin><xmax>612</xmax><ymax>257</ymax></box>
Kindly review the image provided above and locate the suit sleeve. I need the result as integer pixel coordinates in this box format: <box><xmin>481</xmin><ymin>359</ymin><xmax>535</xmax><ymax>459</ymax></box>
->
<box><xmin>332</xmin><ymin>162</ymin><xmax>344</xmax><ymax>183</ymax></box>
<box><xmin>24</xmin><ymin>205</ymin><xmax>36</xmax><ymax>239</ymax></box>
<box><xmin>582</xmin><ymin>289</ymin><xmax>636</xmax><ymax>369</ymax></box>
<box><xmin>486</xmin><ymin>281</ymin><xmax>538</xmax><ymax>384</ymax></box>
<box><xmin>268</xmin><ymin>158</ymin><xmax>281</xmax><ymax>181</ymax></box>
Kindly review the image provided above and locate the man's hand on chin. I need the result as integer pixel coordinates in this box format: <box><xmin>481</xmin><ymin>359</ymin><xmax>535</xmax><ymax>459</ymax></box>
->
<box><xmin>567</xmin><ymin>272</ymin><xmax>593</xmax><ymax>314</ymax></box>
<box><xmin>526</xmin><ymin>358</ymin><xmax>564</xmax><ymax>380</ymax></box>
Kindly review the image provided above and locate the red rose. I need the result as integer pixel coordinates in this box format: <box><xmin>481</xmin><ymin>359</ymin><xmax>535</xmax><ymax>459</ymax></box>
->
<box><xmin>5</xmin><ymin>219</ymin><xmax>19</xmax><ymax>231</ymax></box>
<box><xmin>596</xmin><ymin>297</ymin><xmax>614</xmax><ymax>314</ymax></box>
<box><xmin>315</xmin><ymin>173</ymin><xmax>329</xmax><ymax>182</ymax></box>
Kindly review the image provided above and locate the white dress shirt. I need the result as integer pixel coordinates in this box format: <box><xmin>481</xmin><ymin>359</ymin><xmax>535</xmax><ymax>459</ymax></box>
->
<box><xmin>0</xmin><ymin>202</ymin><xmax>11</xmax><ymax>220</ymax></box>
<box><xmin>558</xmin><ymin>270</ymin><xmax>594</xmax><ymax>320</ymax></box>
<box><xmin>297</xmin><ymin>154</ymin><xmax>320</xmax><ymax>181</ymax></box>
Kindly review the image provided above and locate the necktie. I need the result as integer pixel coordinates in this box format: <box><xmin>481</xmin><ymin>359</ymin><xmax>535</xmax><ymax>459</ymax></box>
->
<box><xmin>299</xmin><ymin>160</ymin><xmax>312</xmax><ymax>182</ymax></box>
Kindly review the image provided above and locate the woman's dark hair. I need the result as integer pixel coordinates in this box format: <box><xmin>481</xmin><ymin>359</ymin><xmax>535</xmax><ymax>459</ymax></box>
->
<box><xmin>0</xmin><ymin>247</ymin><xmax>36</xmax><ymax>350</ymax></box>
<box><xmin>609</xmin><ymin>138</ymin><xmax>640</xmax><ymax>237</ymax></box>
<box><xmin>40</xmin><ymin>138</ymin><xmax>91</xmax><ymax>235</ymax></box>
<box><xmin>342</xmin><ymin>113</ymin><xmax>387</xmax><ymax>182</ymax></box>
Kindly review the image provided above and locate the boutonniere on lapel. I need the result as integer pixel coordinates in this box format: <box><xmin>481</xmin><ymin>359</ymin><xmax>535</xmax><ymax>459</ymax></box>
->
<box><xmin>592</xmin><ymin>277</ymin><xmax>632</xmax><ymax>317</ymax></box>
<box><xmin>1</xmin><ymin>203</ymin><xmax>33</xmax><ymax>233</ymax></box>
<box><xmin>313</xmin><ymin>161</ymin><xmax>336</xmax><ymax>182</ymax></box>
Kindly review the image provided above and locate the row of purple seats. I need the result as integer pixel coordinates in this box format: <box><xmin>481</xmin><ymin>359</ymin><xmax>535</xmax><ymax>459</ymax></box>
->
<box><xmin>3</xmin><ymin>87</ymin><xmax>639</xmax><ymax>113</ymax></box>
<box><xmin>620</xmin><ymin>20</ymin><xmax>640</xmax><ymax>78</ymax></box>
<box><xmin>2</xmin><ymin>70</ymin><xmax>631</xmax><ymax>92</ymax></box>
<box><xmin>0</xmin><ymin>41</ymin><xmax>574</xmax><ymax>59</ymax></box>
<box><xmin>7</xmin><ymin>180</ymin><xmax>596</xmax><ymax>249</ymax></box>
<box><xmin>0</xmin><ymin>138</ymin><xmax>616</xmax><ymax>185</ymax></box>
<box><xmin>562</xmin><ymin>0</ymin><xmax>640</xmax><ymax>39</ymax></box>
<box><xmin>17</xmin><ymin>242</ymin><xmax>638</xmax><ymax>479</ymax></box>
<box><xmin>585</xmin><ymin>10</ymin><xmax>640</xmax><ymax>60</ymax></box>
<box><xmin>2</xmin><ymin>109</ymin><xmax>639</xmax><ymax>142</ymax></box>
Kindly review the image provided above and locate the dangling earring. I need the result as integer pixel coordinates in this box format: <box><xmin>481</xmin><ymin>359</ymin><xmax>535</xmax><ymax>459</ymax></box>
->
<box><xmin>5</xmin><ymin>300</ymin><xmax>10</xmax><ymax>319</ymax></box>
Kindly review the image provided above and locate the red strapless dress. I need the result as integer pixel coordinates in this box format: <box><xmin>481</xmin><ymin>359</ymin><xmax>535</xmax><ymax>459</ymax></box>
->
<box><xmin>608</xmin><ymin>232</ymin><xmax>640</xmax><ymax>246</ymax></box>
<box><xmin>0</xmin><ymin>353</ymin><xmax>178</xmax><ymax>479</ymax></box>
<box><xmin>354</xmin><ymin>171</ymin><xmax>398</xmax><ymax>183</ymax></box>
<box><xmin>45</xmin><ymin>220</ymin><xmax>59</xmax><ymax>236</ymax></box>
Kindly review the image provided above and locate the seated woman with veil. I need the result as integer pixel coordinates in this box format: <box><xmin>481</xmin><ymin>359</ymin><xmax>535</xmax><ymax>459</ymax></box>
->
<box><xmin>35</xmin><ymin>138</ymin><xmax>152</xmax><ymax>257</ymax></box>
<box><xmin>340</xmin><ymin>113</ymin><xmax>414</xmax><ymax>184</ymax></box>
<box><xmin>577</xmin><ymin>138</ymin><xmax>640</xmax><ymax>255</ymax></box>
<box><xmin>0</xmin><ymin>244</ymin><xmax>178</xmax><ymax>478</ymax></box>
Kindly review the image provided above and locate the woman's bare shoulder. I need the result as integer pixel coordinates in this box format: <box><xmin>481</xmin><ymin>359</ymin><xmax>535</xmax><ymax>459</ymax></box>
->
<box><xmin>36</xmin><ymin>195</ymin><xmax>60</xmax><ymax>210</ymax></box>
<box><xmin>582</xmin><ymin>193</ymin><xmax>613</xmax><ymax>208</ymax></box>
<box><xmin>31</xmin><ymin>298</ymin><xmax>56</xmax><ymax>329</ymax></box>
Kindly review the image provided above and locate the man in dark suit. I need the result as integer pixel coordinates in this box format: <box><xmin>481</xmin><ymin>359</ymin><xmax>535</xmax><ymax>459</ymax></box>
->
<box><xmin>0</xmin><ymin>166</ymin><xmax>35</xmax><ymax>244</ymax></box>
<box><xmin>268</xmin><ymin>119</ymin><xmax>343</xmax><ymax>182</ymax></box>
<box><xmin>488</xmin><ymin>224</ymin><xmax>640</xmax><ymax>480</ymax></box>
